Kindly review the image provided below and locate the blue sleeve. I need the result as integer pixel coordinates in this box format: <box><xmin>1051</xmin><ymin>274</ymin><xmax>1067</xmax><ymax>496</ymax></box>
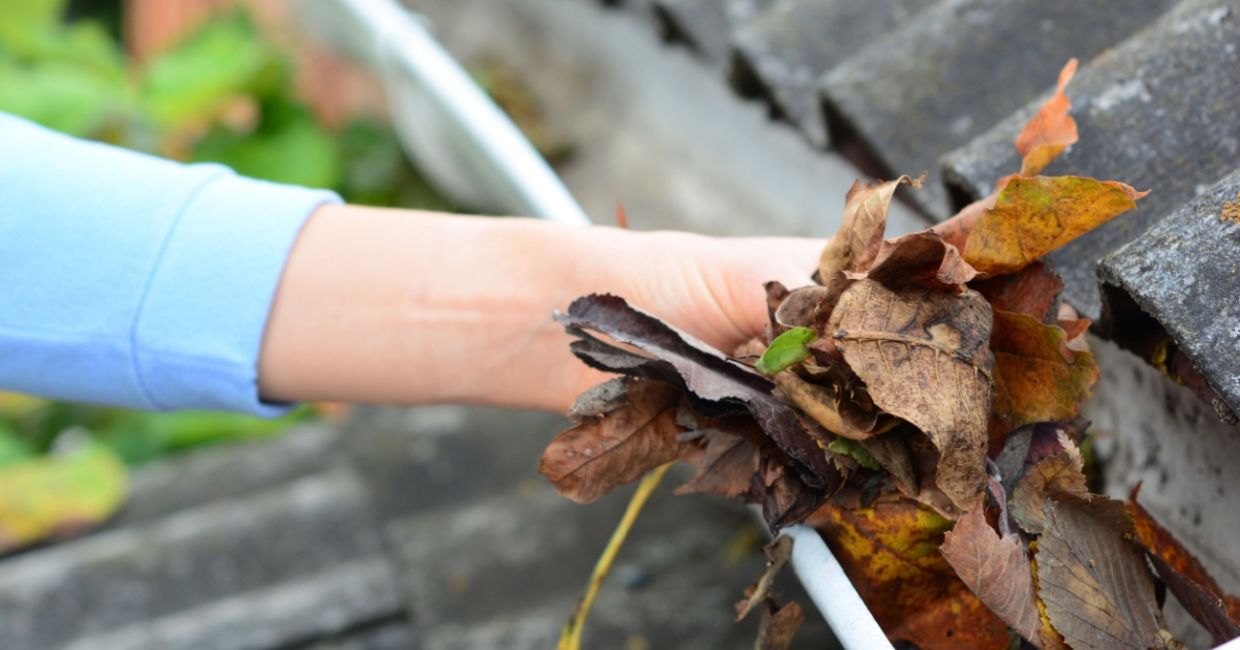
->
<box><xmin>0</xmin><ymin>113</ymin><xmax>341</xmax><ymax>416</ymax></box>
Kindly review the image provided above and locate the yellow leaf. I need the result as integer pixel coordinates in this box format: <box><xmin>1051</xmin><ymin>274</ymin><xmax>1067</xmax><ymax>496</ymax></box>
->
<box><xmin>0</xmin><ymin>439</ymin><xmax>127</xmax><ymax>553</ymax></box>
<box><xmin>964</xmin><ymin>176</ymin><xmax>1146</xmax><ymax>276</ymax></box>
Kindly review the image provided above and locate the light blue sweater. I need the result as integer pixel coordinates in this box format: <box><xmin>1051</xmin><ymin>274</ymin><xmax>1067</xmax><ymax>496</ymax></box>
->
<box><xmin>0</xmin><ymin>113</ymin><xmax>339</xmax><ymax>415</ymax></box>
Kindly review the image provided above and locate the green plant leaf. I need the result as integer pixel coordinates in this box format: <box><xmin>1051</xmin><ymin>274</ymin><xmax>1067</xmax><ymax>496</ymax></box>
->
<box><xmin>0</xmin><ymin>0</ymin><xmax>66</xmax><ymax>55</ymax></box>
<box><xmin>0</xmin><ymin>438</ymin><xmax>127</xmax><ymax>553</ymax></box>
<box><xmin>192</xmin><ymin>100</ymin><xmax>339</xmax><ymax>188</ymax></box>
<box><xmin>0</xmin><ymin>58</ymin><xmax>129</xmax><ymax>136</ymax></box>
<box><xmin>0</xmin><ymin>425</ymin><xmax>33</xmax><ymax>469</ymax></box>
<box><xmin>754</xmin><ymin>327</ymin><xmax>817</xmax><ymax>375</ymax></box>
<box><xmin>140</xmin><ymin>11</ymin><xmax>284</xmax><ymax>130</ymax></box>
<box><xmin>827</xmin><ymin>437</ymin><xmax>881</xmax><ymax>470</ymax></box>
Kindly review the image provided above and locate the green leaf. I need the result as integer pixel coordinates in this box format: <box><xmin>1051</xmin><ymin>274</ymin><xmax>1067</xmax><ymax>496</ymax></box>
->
<box><xmin>827</xmin><ymin>437</ymin><xmax>881</xmax><ymax>471</ymax></box>
<box><xmin>0</xmin><ymin>0</ymin><xmax>66</xmax><ymax>55</ymax></box>
<box><xmin>754</xmin><ymin>327</ymin><xmax>817</xmax><ymax>375</ymax></box>
<box><xmin>140</xmin><ymin>11</ymin><xmax>285</xmax><ymax>130</ymax></box>
<box><xmin>192</xmin><ymin>100</ymin><xmax>340</xmax><ymax>188</ymax></box>
<box><xmin>0</xmin><ymin>437</ymin><xmax>127</xmax><ymax>553</ymax></box>
<box><xmin>0</xmin><ymin>58</ymin><xmax>130</xmax><ymax>136</ymax></box>
<box><xmin>95</xmin><ymin>406</ymin><xmax>314</xmax><ymax>466</ymax></box>
<box><xmin>0</xmin><ymin>425</ymin><xmax>33</xmax><ymax>469</ymax></box>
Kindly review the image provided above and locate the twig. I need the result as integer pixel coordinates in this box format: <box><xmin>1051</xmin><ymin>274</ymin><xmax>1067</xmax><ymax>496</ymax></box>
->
<box><xmin>558</xmin><ymin>462</ymin><xmax>673</xmax><ymax>650</ymax></box>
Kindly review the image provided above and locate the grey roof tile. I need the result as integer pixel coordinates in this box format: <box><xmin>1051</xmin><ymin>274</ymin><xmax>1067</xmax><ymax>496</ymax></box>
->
<box><xmin>1099</xmin><ymin>169</ymin><xmax>1240</xmax><ymax>420</ymax></box>
<box><xmin>730</xmin><ymin>0</ymin><xmax>937</xmax><ymax>147</ymax></box>
<box><xmin>653</xmin><ymin>0</ymin><xmax>774</xmax><ymax>66</ymax></box>
<box><xmin>0</xmin><ymin>468</ymin><xmax>400</xmax><ymax>650</ymax></box>
<box><xmin>941</xmin><ymin>0</ymin><xmax>1240</xmax><ymax>317</ymax></box>
<box><xmin>819</xmin><ymin>0</ymin><xmax>1174</xmax><ymax>218</ymax></box>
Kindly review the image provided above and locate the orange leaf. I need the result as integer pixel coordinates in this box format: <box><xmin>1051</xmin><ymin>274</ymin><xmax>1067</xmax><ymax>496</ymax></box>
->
<box><xmin>963</xmin><ymin>175</ymin><xmax>1145</xmax><ymax>276</ymax></box>
<box><xmin>1126</xmin><ymin>492</ymin><xmax>1240</xmax><ymax>644</ymax></box>
<box><xmin>990</xmin><ymin>310</ymin><xmax>1099</xmax><ymax>436</ymax></box>
<box><xmin>808</xmin><ymin>494</ymin><xmax>1010</xmax><ymax>649</ymax></box>
<box><xmin>971</xmin><ymin>261</ymin><xmax>1064</xmax><ymax>323</ymax></box>
<box><xmin>941</xmin><ymin>504</ymin><xmax>1043</xmax><ymax>647</ymax></box>
<box><xmin>1015</xmin><ymin>59</ymin><xmax>1079</xmax><ymax>176</ymax></box>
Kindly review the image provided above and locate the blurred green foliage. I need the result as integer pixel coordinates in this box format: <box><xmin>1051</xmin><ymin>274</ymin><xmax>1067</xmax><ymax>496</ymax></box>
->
<box><xmin>0</xmin><ymin>0</ymin><xmax>451</xmax><ymax>479</ymax></box>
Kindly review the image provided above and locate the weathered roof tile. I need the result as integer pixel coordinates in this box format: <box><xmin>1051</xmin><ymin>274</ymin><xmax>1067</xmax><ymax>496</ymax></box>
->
<box><xmin>942</xmin><ymin>0</ymin><xmax>1240</xmax><ymax>316</ymax></box>
<box><xmin>1099</xmin><ymin>169</ymin><xmax>1240</xmax><ymax>420</ymax></box>
<box><xmin>819</xmin><ymin>0</ymin><xmax>1174</xmax><ymax>217</ymax></box>
<box><xmin>730</xmin><ymin>0</ymin><xmax>937</xmax><ymax>147</ymax></box>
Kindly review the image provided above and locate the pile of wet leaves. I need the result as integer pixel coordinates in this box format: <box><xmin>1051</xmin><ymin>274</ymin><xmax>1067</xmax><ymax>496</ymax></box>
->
<box><xmin>540</xmin><ymin>61</ymin><xmax>1240</xmax><ymax>649</ymax></box>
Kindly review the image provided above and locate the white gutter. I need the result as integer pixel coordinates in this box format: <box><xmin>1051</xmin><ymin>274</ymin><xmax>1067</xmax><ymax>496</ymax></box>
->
<box><xmin>782</xmin><ymin>524</ymin><xmax>894</xmax><ymax>649</ymax></box>
<box><xmin>293</xmin><ymin>0</ymin><xmax>590</xmax><ymax>225</ymax></box>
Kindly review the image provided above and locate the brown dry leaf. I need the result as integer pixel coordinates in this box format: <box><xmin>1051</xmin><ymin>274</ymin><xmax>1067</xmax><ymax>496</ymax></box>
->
<box><xmin>1036</xmin><ymin>497</ymin><xmax>1172</xmax><ymax>650</ymax></box>
<box><xmin>990</xmin><ymin>310</ymin><xmax>1099</xmax><ymax>436</ymax></box>
<box><xmin>675</xmin><ymin>430</ymin><xmax>761</xmax><ymax>500</ymax></box>
<box><xmin>760</xmin><ymin>457</ymin><xmax>825</xmax><ymax>531</ymax></box>
<box><xmin>846</xmin><ymin>231</ymin><xmax>978</xmax><ymax>292</ymax></box>
<box><xmin>819</xmin><ymin>175</ymin><xmax>921</xmax><ymax>288</ymax></box>
<box><xmin>773</xmin><ymin>285</ymin><xmax>834</xmax><ymax>333</ymax></box>
<box><xmin>972</xmin><ymin>261</ymin><xmax>1064</xmax><ymax>323</ymax></box>
<box><xmin>1016</xmin><ymin>59</ymin><xmax>1079</xmax><ymax>176</ymax></box>
<box><xmin>755</xmin><ymin>601</ymin><xmax>805</xmax><ymax>650</ymax></box>
<box><xmin>558</xmin><ymin>294</ymin><xmax>839</xmax><ymax>489</ymax></box>
<box><xmin>941</xmin><ymin>503</ymin><xmax>1043</xmax><ymax>646</ymax></box>
<box><xmin>829</xmin><ymin>279</ymin><xmax>994</xmax><ymax>509</ymax></box>
<box><xmin>540</xmin><ymin>379</ymin><xmax>687</xmax><ymax>503</ymax></box>
<box><xmin>860</xmin><ymin>431</ymin><xmax>918</xmax><ymax>497</ymax></box>
<box><xmin>808</xmin><ymin>494</ymin><xmax>1010</xmax><ymax>648</ymax></box>
<box><xmin>736</xmin><ymin>535</ymin><xmax>794</xmax><ymax>621</ymax></box>
<box><xmin>771</xmin><ymin>371</ymin><xmax>883</xmax><ymax>440</ymax></box>
<box><xmin>1127</xmin><ymin>493</ymin><xmax>1240</xmax><ymax>644</ymax></box>
<box><xmin>963</xmin><ymin>175</ymin><xmax>1147</xmax><ymax>276</ymax></box>
<box><xmin>1010</xmin><ymin>437</ymin><xmax>1088</xmax><ymax>534</ymax></box>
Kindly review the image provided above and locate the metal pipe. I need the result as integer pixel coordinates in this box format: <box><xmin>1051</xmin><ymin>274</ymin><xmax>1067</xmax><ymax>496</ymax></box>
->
<box><xmin>294</xmin><ymin>0</ymin><xmax>590</xmax><ymax>225</ymax></box>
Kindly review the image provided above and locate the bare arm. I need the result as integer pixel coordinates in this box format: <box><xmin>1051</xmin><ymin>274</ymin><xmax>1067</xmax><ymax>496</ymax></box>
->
<box><xmin>258</xmin><ymin>204</ymin><xmax>819</xmax><ymax>412</ymax></box>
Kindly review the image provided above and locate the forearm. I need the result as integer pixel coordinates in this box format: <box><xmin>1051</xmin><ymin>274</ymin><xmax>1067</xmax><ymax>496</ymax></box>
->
<box><xmin>257</xmin><ymin>204</ymin><xmax>615</xmax><ymax>411</ymax></box>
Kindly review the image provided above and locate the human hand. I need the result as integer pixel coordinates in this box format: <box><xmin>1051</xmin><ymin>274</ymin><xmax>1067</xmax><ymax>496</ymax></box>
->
<box><xmin>602</xmin><ymin>229</ymin><xmax>821</xmax><ymax>354</ymax></box>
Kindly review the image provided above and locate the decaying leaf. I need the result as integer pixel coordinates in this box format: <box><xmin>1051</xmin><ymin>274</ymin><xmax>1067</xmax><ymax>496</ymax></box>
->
<box><xmin>859</xmin><ymin>430</ymin><xmax>918</xmax><ymax>497</ymax></box>
<box><xmin>1016</xmin><ymin>58</ymin><xmax>1079</xmax><ymax>177</ymax></box>
<box><xmin>1036</xmin><ymin>497</ymin><xmax>1172</xmax><ymax>650</ymax></box>
<box><xmin>760</xmin><ymin>457</ymin><xmax>825</xmax><ymax>532</ymax></box>
<box><xmin>972</xmin><ymin>261</ymin><xmax>1064</xmax><ymax>323</ymax></box>
<box><xmin>773</xmin><ymin>285</ymin><xmax>833</xmax><ymax>332</ymax></box>
<box><xmin>847</xmin><ymin>230</ymin><xmax>977</xmax><ymax>292</ymax></box>
<box><xmin>755</xmin><ymin>601</ymin><xmax>805</xmax><ymax>650</ymax></box>
<box><xmin>829</xmin><ymin>279</ymin><xmax>994</xmax><ymax>509</ymax></box>
<box><xmin>1010</xmin><ymin>439</ymin><xmax>1088</xmax><ymax>535</ymax></box>
<box><xmin>771</xmin><ymin>371</ymin><xmax>881</xmax><ymax>441</ymax></box>
<box><xmin>963</xmin><ymin>175</ymin><xmax>1147</xmax><ymax>276</ymax></box>
<box><xmin>540</xmin><ymin>379</ymin><xmax>687</xmax><ymax>504</ymax></box>
<box><xmin>941</xmin><ymin>503</ymin><xmax>1043</xmax><ymax>646</ymax></box>
<box><xmin>1127</xmin><ymin>492</ymin><xmax>1240</xmax><ymax>645</ymax></box>
<box><xmin>990</xmin><ymin>310</ymin><xmax>1099</xmax><ymax>437</ymax></box>
<box><xmin>819</xmin><ymin>175</ymin><xmax>921</xmax><ymax>290</ymax></box>
<box><xmin>0</xmin><ymin>438</ymin><xmax>127</xmax><ymax>554</ymax></box>
<box><xmin>675</xmin><ymin>429</ymin><xmax>761</xmax><ymax>500</ymax></box>
<box><xmin>558</xmin><ymin>294</ymin><xmax>839</xmax><ymax>488</ymax></box>
<box><xmin>736</xmin><ymin>535</ymin><xmax>794</xmax><ymax>621</ymax></box>
<box><xmin>808</xmin><ymin>494</ymin><xmax>1010</xmax><ymax>649</ymax></box>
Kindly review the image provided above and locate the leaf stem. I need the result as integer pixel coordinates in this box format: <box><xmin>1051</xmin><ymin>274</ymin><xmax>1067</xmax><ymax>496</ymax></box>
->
<box><xmin>558</xmin><ymin>462</ymin><xmax>673</xmax><ymax>650</ymax></box>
